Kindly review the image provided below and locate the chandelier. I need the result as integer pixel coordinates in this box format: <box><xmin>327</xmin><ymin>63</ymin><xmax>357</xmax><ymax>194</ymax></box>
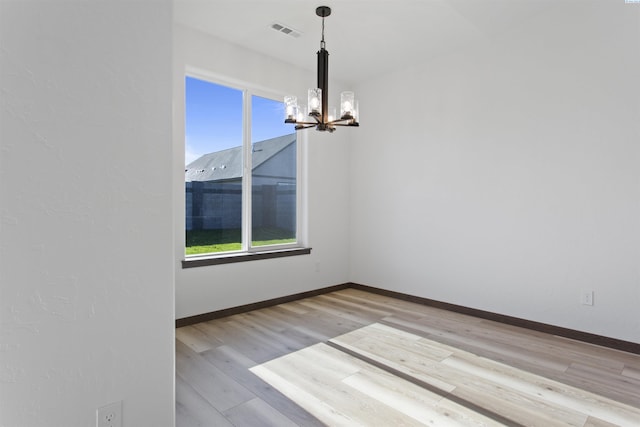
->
<box><xmin>284</xmin><ymin>6</ymin><xmax>359</xmax><ymax>133</ymax></box>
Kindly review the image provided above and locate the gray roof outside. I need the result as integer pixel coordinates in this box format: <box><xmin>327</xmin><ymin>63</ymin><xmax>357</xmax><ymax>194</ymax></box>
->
<box><xmin>185</xmin><ymin>133</ymin><xmax>296</xmax><ymax>182</ymax></box>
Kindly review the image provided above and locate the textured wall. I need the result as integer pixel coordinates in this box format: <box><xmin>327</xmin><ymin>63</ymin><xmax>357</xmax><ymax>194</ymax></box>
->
<box><xmin>0</xmin><ymin>1</ymin><xmax>174</xmax><ymax>426</ymax></box>
<box><xmin>349</xmin><ymin>2</ymin><xmax>640</xmax><ymax>343</ymax></box>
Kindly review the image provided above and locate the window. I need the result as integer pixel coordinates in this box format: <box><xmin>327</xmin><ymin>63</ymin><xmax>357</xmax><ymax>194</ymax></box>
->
<box><xmin>184</xmin><ymin>75</ymin><xmax>303</xmax><ymax>261</ymax></box>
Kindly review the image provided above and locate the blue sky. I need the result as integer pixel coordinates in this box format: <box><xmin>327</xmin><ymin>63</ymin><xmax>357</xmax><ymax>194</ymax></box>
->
<box><xmin>185</xmin><ymin>76</ymin><xmax>293</xmax><ymax>165</ymax></box>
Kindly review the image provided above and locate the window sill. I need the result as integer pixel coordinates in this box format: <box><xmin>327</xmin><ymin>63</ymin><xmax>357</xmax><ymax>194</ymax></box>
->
<box><xmin>182</xmin><ymin>247</ymin><xmax>312</xmax><ymax>268</ymax></box>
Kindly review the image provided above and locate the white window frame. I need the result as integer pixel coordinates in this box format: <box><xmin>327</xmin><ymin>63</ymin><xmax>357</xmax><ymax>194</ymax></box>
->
<box><xmin>183</xmin><ymin>68</ymin><xmax>307</xmax><ymax>263</ymax></box>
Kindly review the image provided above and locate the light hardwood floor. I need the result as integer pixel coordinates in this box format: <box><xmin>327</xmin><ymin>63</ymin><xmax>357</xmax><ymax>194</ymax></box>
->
<box><xmin>175</xmin><ymin>288</ymin><xmax>640</xmax><ymax>426</ymax></box>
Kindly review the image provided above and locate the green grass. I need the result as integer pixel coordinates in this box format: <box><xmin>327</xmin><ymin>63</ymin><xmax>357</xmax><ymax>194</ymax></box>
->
<box><xmin>186</xmin><ymin>228</ymin><xmax>295</xmax><ymax>255</ymax></box>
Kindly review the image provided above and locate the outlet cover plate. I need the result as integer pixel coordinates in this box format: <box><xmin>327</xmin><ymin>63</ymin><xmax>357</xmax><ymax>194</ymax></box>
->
<box><xmin>97</xmin><ymin>401</ymin><xmax>122</xmax><ymax>427</ymax></box>
<box><xmin>581</xmin><ymin>290</ymin><xmax>594</xmax><ymax>306</ymax></box>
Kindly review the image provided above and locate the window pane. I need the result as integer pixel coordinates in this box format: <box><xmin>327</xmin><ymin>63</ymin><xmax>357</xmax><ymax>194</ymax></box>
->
<box><xmin>251</xmin><ymin>95</ymin><xmax>297</xmax><ymax>247</ymax></box>
<box><xmin>185</xmin><ymin>77</ymin><xmax>243</xmax><ymax>255</ymax></box>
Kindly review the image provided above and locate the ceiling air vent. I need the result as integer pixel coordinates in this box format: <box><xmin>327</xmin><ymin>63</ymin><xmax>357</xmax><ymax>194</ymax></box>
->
<box><xmin>270</xmin><ymin>22</ymin><xmax>301</xmax><ymax>38</ymax></box>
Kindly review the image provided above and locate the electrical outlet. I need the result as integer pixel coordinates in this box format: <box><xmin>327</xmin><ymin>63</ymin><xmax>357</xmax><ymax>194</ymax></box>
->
<box><xmin>97</xmin><ymin>401</ymin><xmax>122</xmax><ymax>427</ymax></box>
<box><xmin>581</xmin><ymin>290</ymin><xmax>594</xmax><ymax>306</ymax></box>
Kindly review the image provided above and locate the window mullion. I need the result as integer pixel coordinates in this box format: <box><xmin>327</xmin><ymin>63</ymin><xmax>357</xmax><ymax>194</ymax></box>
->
<box><xmin>296</xmin><ymin>131</ymin><xmax>305</xmax><ymax>247</ymax></box>
<box><xmin>242</xmin><ymin>89</ymin><xmax>252</xmax><ymax>252</ymax></box>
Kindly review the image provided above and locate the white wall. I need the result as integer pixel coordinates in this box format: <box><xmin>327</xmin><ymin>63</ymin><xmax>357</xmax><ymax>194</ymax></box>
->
<box><xmin>350</xmin><ymin>2</ymin><xmax>640</xmax><ymax>343</ymax></box>
<box><xmin>174</xmin><ymin>25</ymin><xmax>351</xmax><ymax>319</ymax></box>
<box><xmin>0</xmin><ymin>1</ymin><xmax>174</xmax><ymax>426</ymax></box>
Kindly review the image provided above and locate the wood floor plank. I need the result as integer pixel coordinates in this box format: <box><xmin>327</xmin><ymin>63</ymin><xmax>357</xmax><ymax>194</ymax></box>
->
<box><xmin>176</xmin><ymin>325</ymin><xmax>221</xmax><ymax>353</ymax></box>
<box><xmin>176</xmin><ymin>340</ymin><xmax>255</xmax><ymax>413</ymax></box>
<box><xmin>223</xmin><ymin>397</ymin><xmax>299</xmax><ymax>427</ymax></box>
<box><xmin>197</xmin><ymin>317</ymin><xmax>286</xmax><ymax>364</ymax></box>
<box><xmin>443</xmin><ymin>354</ymin><xmax>611</xmax><ymax>427</ymax></box>
<box><xmin>289</xmin><ymin>323</ymin><xmax>334</xmax><ymax>342</ymax></box>
<box><xmin>389</xmin><ymin>314</ymin><xmax>640</xmax><ymax>407</ymax></box>
<box><xmin>250</xmin><ymin>363</ymin><xmax>365</xmax><ymax>427</ymax></box>
<box><xmin>342</xmin><ymin>368</ymin><xmax>502</xmax><ymax>426</ymax></box>
<box><xmin>473</xmin><ymin>325</ymin><xmax>627</xmax><ymax>375</ymax></box>
<box><xmin>297</xmin><ymin>299</ymin><xmax>376</xmax><ymax>325</ymax></box>
<box><xmin>583</xmin><ymin>417</ymin><xmax>621</xmax><ymax>427</ymax></box>
<box><xmin>275</xmin><ymin>300</ymin><xmax>310</xmax><ymax>315</ymax></box>
<box><xmin>278</xmin><ymin>325</ymin><xmax>325</xmax><ymax>349</ymax></box>
<box><xmin>254</xmin><ymin>342</ymin><xmax>515</xmax><ymax>426</ymax></box>
<box><xmin>449</xmin><ymin>382</ymin><xmax>586</xmax><ymax>427</ymax></box>
<box><xmin>292</xmin><ymin>309</ymin><xmax>368</xmax><ymax>340</ymax></box>
<box><xmin>316</xmin><ymin>293</ymin><xmax>393</xmax><ymax>318</ymax></box>
<box><xmin>242</xmin><ymin>308</ymin><xmax>292</xmax><ymax>333</ymax></box>
<box><xmin>201</xmin><ymin>345</ymin><xmax>325</xmax><ymax>427</ymax></box>
<box><xmin>230</xmin><ymin>313</ymin><xmax>309</xmax><ymax>356</ymax></box>
<box><xmin>252</xmin><ymin>344</ymin><xmax>429</xmax><ymax>426</ymax></box>
<box><xmin>192</xmin><ymin>319</ymin><xmax>241</xmax><ymax>348</ymax></box>
<box><xmin>622</xmin><ymin>366</ymin><xmax>640</xmax><ymax>380</ymax></box>
<box><xmin>330</xmin><ymin>336</ymin><xmax>458</xmax><ymax>393</ymax></box>
<box><xmin>381</xmin><ymin>316</ymin><xmax>573</xmax><ymax>373</ymax></box>
<box><xmin>567</xmin><ymin>362</ymin><xmax>640</xmax><ymax>396</ymax></box>
<box><xmin>553</xmin><ymin>336</ymin><xmax>640</xmax><ymax>371</ymax></box>
<box><xmin>177</xmin><ymin>289</ymin><xmax>640</xmax><ymax>426</ymax></box>
<box><xmin>336</xmin><ymin>322</ymin><xmax>455</xmax><ymax>363</ymax></box>
<box><xmin>335</xmin><ymin>288</ymin><xmax>439</xmax><ymax>318</ymax></box>
<box><xmin>175</xmin><ymin>371</ymin><xmax>234</xmax><ymax>427</ymax></box>
<box><xmin>328</xmin><ymin>324</ymin><xmax>640</xmax><ymax>426</ymax></box>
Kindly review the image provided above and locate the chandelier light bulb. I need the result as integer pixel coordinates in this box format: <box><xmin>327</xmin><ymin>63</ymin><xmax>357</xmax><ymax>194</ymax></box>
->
<box><xmin>284</xmin><ymin>95</ymin><xmax>298</xmax><ymax>122</ymax></box>
<box><xmin>328</xmin><ymin>106</ymin><xmax>336</xmax><ymax>122</ymax></box>
<box><xmin>340</xmin><ymin>91</ymin><xmax>355</xmax><ymax>119</ymax></box>
<box><xmin>296</xmin><ymin>106</ymin><xmax>307</xmax><ymax>122</ymax></box>
<box><xmin>308</xmin><ymin>88</ymin><xmax>322</xmax><ymax>115</ymax></box>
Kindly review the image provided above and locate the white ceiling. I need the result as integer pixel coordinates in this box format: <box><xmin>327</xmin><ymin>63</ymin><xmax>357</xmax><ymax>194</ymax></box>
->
<box><xmin>174</xmin><ymin>0</ymin><xmax>558</xmax><ymax>85</ymax></box>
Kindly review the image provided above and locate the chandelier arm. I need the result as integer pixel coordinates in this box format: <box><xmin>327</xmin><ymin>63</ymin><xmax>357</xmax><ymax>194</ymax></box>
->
<box><xmin>327</xmin><ymin>117</ymin><xmax>351</xmax><ymax>124</ymax></box>
<box><xmin>327</xmin><ymin>117</ymin><xmax>356</xmax><ymax>125</ymax></box>
<box><xmin>295</xmin><ymin>124</ymin><xmax>317</xmax><ymax>130</ymax></box>
<box><xmin>295</xmin><ymin>114</ymin><xmax>322</xmax><ymax>125</ymax></box>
